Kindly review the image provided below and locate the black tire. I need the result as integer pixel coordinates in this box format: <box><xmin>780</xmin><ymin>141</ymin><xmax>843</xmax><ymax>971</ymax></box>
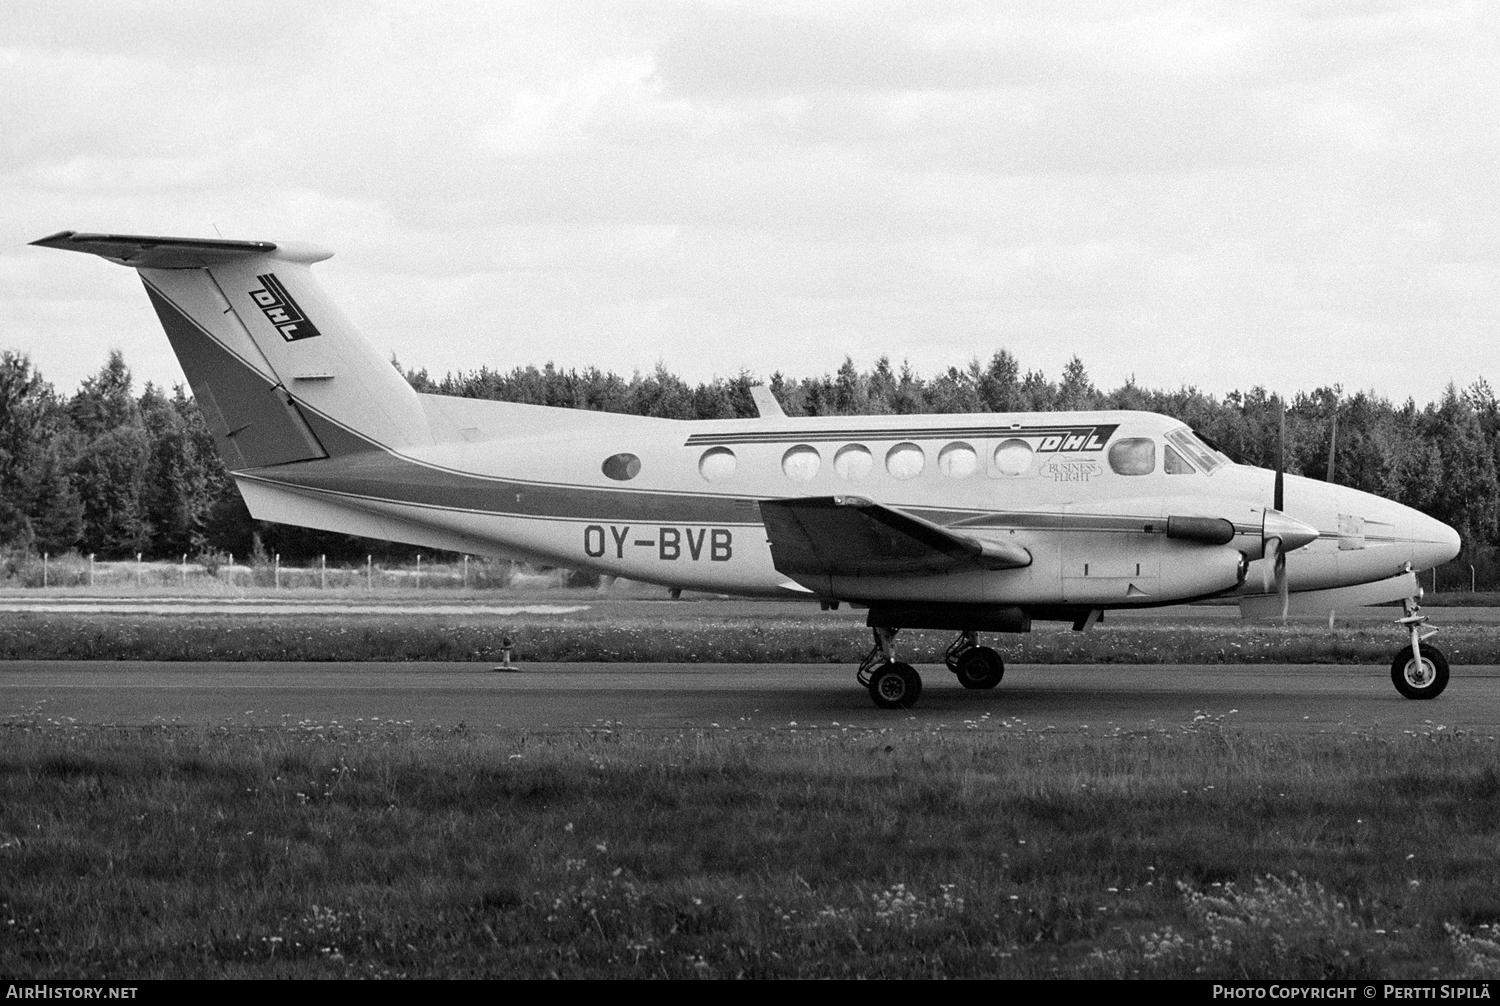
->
<box><xmin>954</xmin><ymin>646</ymin><xmax>1004</xmax><ymax>690</ymax></box>
<box><xmin>1391</xmin><ymin>644</ymin><xmax>1449</xmax><ymax>700</ymax></box>
<box><xmin>868</xmin><ymin>661</ymin><xmax>922</xmax><ymax>709</ymax></box>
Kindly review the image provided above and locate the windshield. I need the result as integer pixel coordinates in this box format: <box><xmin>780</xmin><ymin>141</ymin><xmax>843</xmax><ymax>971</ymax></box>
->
<box><xmin>1164</xmin><ymin>427</ymin><xmax>1226</xmax><ymax>475</ymax></box>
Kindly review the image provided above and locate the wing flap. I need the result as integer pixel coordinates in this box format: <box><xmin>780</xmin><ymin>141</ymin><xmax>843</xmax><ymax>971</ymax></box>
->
<box><xmin>759</xmin><ymin>496</ymin><xmax>1031</xmax><ymax>578</ymax></box>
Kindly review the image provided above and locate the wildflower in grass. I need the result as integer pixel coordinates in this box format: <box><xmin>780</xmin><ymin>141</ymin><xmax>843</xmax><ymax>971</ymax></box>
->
<box><xmin>1141</xmin><ymin>926</ymin><xmax>1189</xmax><ymax>963</ymax></box>
<box><xmin>1447</xmin><ymin>924</ymin><xmax>1500</xmax><ymax>977</ymax></box>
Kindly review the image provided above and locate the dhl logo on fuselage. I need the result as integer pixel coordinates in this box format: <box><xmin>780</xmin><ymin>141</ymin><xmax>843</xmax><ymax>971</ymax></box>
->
<box><xmin>248</xmin><ymin>273</ymin><xmax>321</xmax><ymax>342</ymax></box>
<box><xmin>1025</xmin><ymin>426</ymin><xmax>1117</xmax><ymax>452</ymax></box>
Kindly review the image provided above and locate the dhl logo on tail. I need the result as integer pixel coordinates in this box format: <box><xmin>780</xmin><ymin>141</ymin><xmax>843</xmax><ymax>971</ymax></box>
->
<box><xmin>249</xmin><ymin>273</ymin><xmax>321</xmax><ymax>342</ymax></box>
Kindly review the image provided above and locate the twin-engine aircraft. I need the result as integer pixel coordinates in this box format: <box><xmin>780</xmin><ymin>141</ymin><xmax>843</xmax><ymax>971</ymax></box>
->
<box><xmin>34</xmin><ymin>231</ymin><xmax>1462</xmax><ymax>707</ymax></box>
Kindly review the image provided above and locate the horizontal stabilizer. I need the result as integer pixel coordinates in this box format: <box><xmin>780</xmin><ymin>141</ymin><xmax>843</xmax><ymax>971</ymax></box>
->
<box><xmin>760</xmin><ymin>496</ymin><xmax>1032</xmax><ymax>578</ymax></box>
<box><xmin>1240</xmin><ymin>571</ymin><xmax>1419</xmax><ymax>619</ymax></box>
<box><xmin>30</xmin><ymin>230</ymin><xmax>285</xmax><ymax>268</ymax></box>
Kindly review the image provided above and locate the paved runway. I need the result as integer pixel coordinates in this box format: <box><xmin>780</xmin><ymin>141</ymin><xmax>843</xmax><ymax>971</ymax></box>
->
<box><xmin>5</xmin><ymin>660</ymin><xmax>1499</xmax><ymax>734</ymax></box>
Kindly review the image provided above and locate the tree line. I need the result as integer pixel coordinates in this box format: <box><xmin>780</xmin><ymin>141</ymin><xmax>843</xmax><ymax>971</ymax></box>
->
<box><xmin>4</xmin><ymin>348</ymin><xmax>1497</xmax><ymax>585</ymax></box>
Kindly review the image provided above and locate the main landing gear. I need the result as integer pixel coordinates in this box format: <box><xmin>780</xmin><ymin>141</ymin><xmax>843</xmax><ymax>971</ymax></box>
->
<box><xmin>1391</xmin><ymin>595</ymin><xmax>1449</xmax><ymax>700</ymax></box>
<box><xmin>858</xmin><ymin>627</ymin><xmax>921</xmax><ymax>709</ymax></box>
<box><xmin>857</xmin><ymin>628</ymin><xmax>1006</xmax><ymax>709</ymax></box>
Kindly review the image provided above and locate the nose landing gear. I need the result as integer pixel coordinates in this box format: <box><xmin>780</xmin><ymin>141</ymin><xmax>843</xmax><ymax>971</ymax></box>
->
<box><xmin>944</xmin><ymin>630</ymin><xmax>1005</xmax><ymax>690</ymax></box>
<box><xmin>1392</xmin><ymin>595</ymin><xmax>1449</xmax><ymax>699</ymax></box>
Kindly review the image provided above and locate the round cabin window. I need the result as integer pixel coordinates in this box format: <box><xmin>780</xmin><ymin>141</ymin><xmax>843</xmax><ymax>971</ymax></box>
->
<box><xmin>602</xmin><ymin>453</ymin><xmax>641</xmax><ymax>481</ymax></box>
<box><xmin>938</xmin><ymin>442</ymin><xmax>977</xmax><ymax>478</ymax></box>
<box><xmin>698</xmin><ymin>447</ymin><xmax>737</xmax><ymax>482</ymax></box>
<box><xmin>993</xmin><ymin>438</ymin><xmax>1034</xmax><ymax>476</ymax></box>
<box><xmin>885</xmin><ymin>442</ymin><xmax>925</xmax><ymax>480</ymax></box>
<box><xmin>781</xmin><ymin>445</ymin><xmax>821</xmax><ymax>482</ymax></box>
<box><xmin>834</xmin><ymin>444</ymin><xmax>873</xmax><ymax>480</ymax></box>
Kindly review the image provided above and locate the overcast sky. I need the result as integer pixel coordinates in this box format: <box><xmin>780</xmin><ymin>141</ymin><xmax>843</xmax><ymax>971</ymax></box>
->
<box><xmin>4</xmin><ymin>1</ymin><xmax>1496</xmax><ymax>404</ymax></box>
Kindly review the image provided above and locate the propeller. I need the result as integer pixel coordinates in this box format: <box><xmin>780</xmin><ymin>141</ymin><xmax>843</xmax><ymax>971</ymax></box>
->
<box><xmin>1275</xmin><ymin>402</ymin><xmax>1285</xmax><ymax>512</ymax></box>
<box><xmin>1259</xmin><ymin>397</ymin><xmax>1340</xmax><ymax>615</ymax></box>
<box><xmin>1275</xmin><ymin>403</ymin><xmax>1287</xmax><ymax>616</ymax></box>
<box><xmin>1262</xmin><ymin>401</ymin><xmax>1304</xmax><ymax>619</ymax></box>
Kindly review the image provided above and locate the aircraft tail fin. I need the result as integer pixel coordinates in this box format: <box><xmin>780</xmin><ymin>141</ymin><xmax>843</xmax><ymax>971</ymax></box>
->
<box><xmin>31</xmin><ymin>231</ymin><xmax>431</xmax><ymax>469</ymax></box>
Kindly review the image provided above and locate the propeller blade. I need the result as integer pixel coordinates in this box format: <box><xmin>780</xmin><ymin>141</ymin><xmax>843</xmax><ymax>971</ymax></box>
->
<box><xmin>1275</xmin><ymin>402</ymin><xmax>1286</xmax><ymax>512</ymax></box>
<box><xmin>1276</xmin><ymin>545</ymin><xmax>1290</xmax><ymax>619</ymax></box>
<box><xmin>1261</xmin><ymin>536</ymin><xmax>1280</xmax><ymax>593</ymax></box>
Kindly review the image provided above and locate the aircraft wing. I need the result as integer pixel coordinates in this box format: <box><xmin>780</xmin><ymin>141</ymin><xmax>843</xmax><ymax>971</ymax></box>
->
<box><xmin>759</xmin><ymin>496</ymin><xmax>1032</xmax><ymax>578</ymax></box>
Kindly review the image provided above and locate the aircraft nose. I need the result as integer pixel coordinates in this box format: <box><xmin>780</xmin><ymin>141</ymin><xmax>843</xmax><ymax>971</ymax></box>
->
<box><xmin>1412</xmin><ymin>511</ymin><xmax>1462</xmax><ymax>569</ymax></box>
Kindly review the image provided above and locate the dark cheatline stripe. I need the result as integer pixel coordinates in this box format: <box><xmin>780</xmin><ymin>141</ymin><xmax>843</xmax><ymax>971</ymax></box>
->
<box><xmin>684</xmin><ymin>423</ymin><xmax>1120</xmax><ymax>446</ymax></box>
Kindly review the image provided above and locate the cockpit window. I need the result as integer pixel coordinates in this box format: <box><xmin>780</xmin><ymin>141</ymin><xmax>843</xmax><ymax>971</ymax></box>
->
<box><xmin>1108</xmin><ymin>438</ymin><xmax>1155</xmax><ymax>476</ymax></box>
<box><xmin>1165</xmin><ymin>428</ymin><xmax>1225</xmax><ymax>474</ymax></box>
<box><xmin>1164</xmin><ymin>444</ymin><xmax>1194</xmax><ymax>474</ymax></box>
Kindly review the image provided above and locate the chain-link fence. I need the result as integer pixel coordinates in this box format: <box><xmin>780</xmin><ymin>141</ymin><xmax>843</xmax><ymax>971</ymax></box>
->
<box><xmin>0</xmin><ymin>550</ymin><xmax>607</xmax><ymax>592</ymax></box>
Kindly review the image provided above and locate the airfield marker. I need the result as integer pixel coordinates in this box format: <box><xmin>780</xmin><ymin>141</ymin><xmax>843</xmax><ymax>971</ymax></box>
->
<box><xmin>494</xmin><ymin>633</ymin><xmax>518</xmax><ymax>672</ymax></box>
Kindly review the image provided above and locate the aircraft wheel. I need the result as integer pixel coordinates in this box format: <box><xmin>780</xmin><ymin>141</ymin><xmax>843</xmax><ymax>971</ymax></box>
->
<box><xmin>868</xmin><ymin>662</ymin><xmax>922</xmax><ymax>709</ymax></box>
<box><xmin>1391</xmin><ymin>644</ymin><xmax>1449</xmax><ymax>700</ymax></box>
<box><xmin>954</xmin><ymin>646</ymin><xmax>1004</xmax><ymax>690</ymax></box>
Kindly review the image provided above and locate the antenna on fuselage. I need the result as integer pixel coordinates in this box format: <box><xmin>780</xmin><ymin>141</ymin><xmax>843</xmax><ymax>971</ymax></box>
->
<box><xmin>750</xmin><ymin>385</ymin><xmax>786</xmax><ymax>419</ymax></box>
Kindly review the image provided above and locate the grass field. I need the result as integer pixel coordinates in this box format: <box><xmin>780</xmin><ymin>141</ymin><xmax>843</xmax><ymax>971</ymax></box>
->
<box><xmin>5</xmin><ymin>589</ymin><xmax>1495</xmax><ymax>978</ymax></box>
<box><xmin>3</xmin><ymin>714</ymin><xmax>1499</xmax><ymax>978</ymax></box>
<box><xmin>1</xmin><ymin>603</ymin><xmax>1497</xmax><ymax>665</ymax></box>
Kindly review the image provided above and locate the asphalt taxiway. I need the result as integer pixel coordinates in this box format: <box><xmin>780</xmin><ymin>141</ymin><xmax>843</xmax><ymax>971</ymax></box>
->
<box><xmin>5</xmin><ymin>660</ymin><xmax>1499</xmax><ymax>734</ymax></box>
